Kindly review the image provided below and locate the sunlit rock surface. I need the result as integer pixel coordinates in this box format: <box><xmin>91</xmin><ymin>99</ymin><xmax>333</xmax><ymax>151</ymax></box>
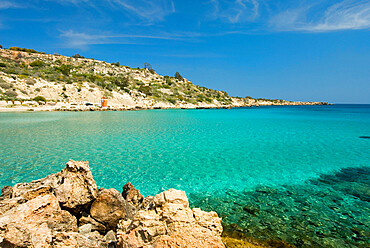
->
<box><xmin>0</xmin><ymin>160</ymin><xmax>224</xmax><ymax>248</ymax></box>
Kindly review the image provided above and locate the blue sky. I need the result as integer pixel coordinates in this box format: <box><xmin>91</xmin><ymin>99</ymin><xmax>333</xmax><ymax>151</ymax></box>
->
<box><xmin>0</xmin><ymin>0</ymin><xmax>369</xmax><ymax>103</ymax></box>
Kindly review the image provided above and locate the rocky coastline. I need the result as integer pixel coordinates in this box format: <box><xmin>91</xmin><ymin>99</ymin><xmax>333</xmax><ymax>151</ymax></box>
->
<box><xmin>1</xmin><ymin>48</ymin><xmax>329</xmax><ymax>113</ymax></box>
<box><xmin>0</xmin><ymin>99</ymin><xmax>330</xmax><ymax>112</ymax></box>
<box><xmin>0</xmin><ymin>160</ymin><xmax>227</xmax><ymax>248</ymax></box>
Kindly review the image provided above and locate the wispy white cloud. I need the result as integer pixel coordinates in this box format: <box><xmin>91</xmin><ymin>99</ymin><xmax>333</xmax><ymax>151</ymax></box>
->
<box><xmin>3</xmin><ymin>0</ymin><xmax>370</xmax><ymax>38</ymax></box>
<box><xmin>52</xmin><ymin>0</ymin><xmax>86</xmax><ymax>3</ymax></box>
<box><xmin>161</xmin><ymin>52</ymin><xmax>224</xmax><ymax>58</ymax></box>
<box><xmin>60</xmin><ymin>30</ymin><xmax>192</xmax><ymax>48</ymax></box>
<box><xmin>23</xmin><ymin>0</ymin><xmax>175</xmax><ymax>24</ymax></box>
<box><xmin>310</xmin><ymin>0</ymin><xmax>370</xmax><ymax>31</ymax></box>
<box><xmin>205</xmin><ymin>0</ymin><xmax>370</xmax><ymax>32</ymax></box>
<box><xmin>207</xmin><ymin>0</ymin><xmax>260</xmax><ymax>23</ymax></box>
<box><xmin>108</xmin><ymin>0</ymin><xmax>176</xmax><ymax>23</ymax></box>
<box><xmin>270</xmin><ymin>0</ymin><xmax>370</xmax><ymax>32</ymax></box>
<box><xmin>0</xmin><ymin>1</ymin><xmax>25</xmax><ymax>9</ymax></box>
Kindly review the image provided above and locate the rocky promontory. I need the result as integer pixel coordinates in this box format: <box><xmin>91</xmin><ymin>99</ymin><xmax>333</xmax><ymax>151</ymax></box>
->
<box><xmin>0</xmin><ymin>48</ymin><xmax>329</xmax><ymax>112</ymax></box>
<box><xmin>0</xmin><ymin>160</ymin><xmax>225</xmax><ymax>248</ymax></box>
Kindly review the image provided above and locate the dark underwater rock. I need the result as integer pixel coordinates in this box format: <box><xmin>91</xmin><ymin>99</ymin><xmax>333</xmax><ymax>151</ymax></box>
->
<box><xmin>190</xmin><ymin>166</ymin><xmax>370</xmax><ymax>248</ymax></box>
<box><xmin>243</xmin><ymin>204</ymin><xmax>260</xmax><ymax>216</ymax></box>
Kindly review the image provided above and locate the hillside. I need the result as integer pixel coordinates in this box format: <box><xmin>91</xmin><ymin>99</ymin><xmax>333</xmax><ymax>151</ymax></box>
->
<box><xmin>0</xmin><ymin>47</ymin><xmax>327</xmax><ymax>110</ymax></box>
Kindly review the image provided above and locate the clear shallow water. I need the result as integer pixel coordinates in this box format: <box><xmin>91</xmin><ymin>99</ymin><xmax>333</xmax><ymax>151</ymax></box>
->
<box><xmin>0</xmin><ymin>105</ymin><xmax>369</xmax><ymax>247</ymax></box>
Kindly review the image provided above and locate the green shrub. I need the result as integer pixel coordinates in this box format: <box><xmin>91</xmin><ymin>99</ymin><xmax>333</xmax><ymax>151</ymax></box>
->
<box><xmin>29</xmin><ymin>60</ymin><xmax>44</xmax><ymax>67</ymax></box>
<box><xmin>112</xmin><ymin>76</ymin><xmax>130</xmax><ymax>89</ymax></box>
<box><xmin>0</xmin><ymin>82</ymin><xmax>11</xmax><ymax>89</ymax></box>
<box><xmin>175</xmin><ymin>72</ymin><xmax>184</xmax><ymax>81</ymax></box>
<box><xmin>72</xmin><ymin>54</ymin><xmax>85</xmax><ymax>59</ymax></box>
<box><xmin>103</xmin><ymin>90</ymin><xmax>113</xmax><ymax>98</ymax></box>
<box><xmin>35</xmin><ymin>88</ymin><xmax>41</xmax><ymax>92</ymax></box>
<box><xmin>9</xmin><ymin>47</ymin><xmax>38</xmax><ymax>53</ymax></box>
<box><xmin>57</xmin><ymin>64</ymin><xmax>71</xmax><ymax>76</ymax></box>
<box><xmin>0</xmin><ymin>62</ymin><xmax>6</xmax><ymax>67</ymax></box>
<box><xmin>165</xmin><ymin>78</ymin><xmax>173</xmax><ymax>85</ymax></box>
<box><xmin>25</xmin><ymin>79</ymin><xmax>36</xmax><ymax>85</ymax></box>
<box><xmin>33</xmin><ymin>96</ymin><xmax>46</xmax><ymax>102</ymax></box>
<box><xmin>138</xmin><ymin>85</ymin><xmax>152</xmax><ymax>96</ymax></box>
<box><xmin>85</xmin><ymin>74</ymin><xmax>103</xmax><ymax>84</ymax></box>
<box><xmin>31</xmin><ymin>72</ymin><xmax>40</xmax><ymax>77</ymax></box>
<box><xmin>60</xmin><ymin>92</ymin><xmax>68</xmax><ymax>99</ymax></box>
<box><xmin>4</xmin><ymin>90</ymin><xmax>17</xmax><ymax>98</ymax></box>
<box><xmin>133</xmin><ymin>79</ymin><xmax>144</xmax><ymax>86</ymax></box>
<box><xmin>167</xmin><ymin>98</ymin><xmax>176</xmax><ymax>104</ymax></box>
<box><xmin>18</xmin><ymin>74</ymin><xmax>28</xmax><ymax>79</ymax></box>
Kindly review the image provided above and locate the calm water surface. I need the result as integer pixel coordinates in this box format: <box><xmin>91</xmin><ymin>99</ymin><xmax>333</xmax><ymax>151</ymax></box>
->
<box><xmin>0</xmin><ymin>105</ymin><xmax>369</xmax><ymax>247</ymax></box>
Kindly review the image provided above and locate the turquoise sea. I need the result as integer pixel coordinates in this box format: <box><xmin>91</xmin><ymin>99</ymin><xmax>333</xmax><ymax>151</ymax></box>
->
<box><xmin>0</xmin><ymin>105</ymin><xmax>369</xmax><ymax>247</ymax></box>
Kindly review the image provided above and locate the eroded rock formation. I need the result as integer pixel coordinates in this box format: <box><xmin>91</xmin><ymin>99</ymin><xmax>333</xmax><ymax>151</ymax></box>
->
<box><xmin>0</xmin><ymin>160</ymin><xmax>225</xmax><ymax>248</ymax></box>
<box><xmin>117</xmin><ymin>189</ymin><xmax>224</xmax><ymax>248</ymax></box>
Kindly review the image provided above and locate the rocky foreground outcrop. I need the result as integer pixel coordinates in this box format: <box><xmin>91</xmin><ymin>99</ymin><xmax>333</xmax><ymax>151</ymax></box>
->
<box><xmin>0</xmin><ymin>160</ymin><xmax>224</xmax><ymax>248</ymax></box>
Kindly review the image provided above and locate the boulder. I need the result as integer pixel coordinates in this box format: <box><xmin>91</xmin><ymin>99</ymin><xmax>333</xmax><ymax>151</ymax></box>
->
<box><xmin>53</xmin><ymin>160</ymin><xmax>98</xmax><ymax>211</ymax></box>
<box><xmin>122</xmin><ymin>182</ymin><xmax>144</xmax><ymax>207</ymax></box>
<box><xmin>23</xmin><ymin>185</ymin><xmax>53</xmax><ymax>201</ymax></box>
<box><xmin>117</xmin><ymin>188</ymin><xmax>225</xmax><ymax>248</ymax></box>
<box><xmin>90</xmin><ymin>188</ymin><xmax>132</xmax><ymax>229</ymax></box>
<box><xmin>11</xmin><ymin>160</ymin><xmax>98</xmax><ymax>213</ymax></box>
<box><xmin>0</xmin><ymin>161</ymin><xmax>225</xmax><ymax>248</ymax></box>
<box><xmin>51</xmin><ymin>231</ymin><xmax>109</xmax><ymax>248</ymax></box>
<box><xmin>79</xmin><ymin>224</ymin><xmax>94</xmax><ymax>234</ymax></box>
<box><xmin>79</xmin><ymin>215</ymin><xmax>106</xmax><ymax>233</ymax></box>
<box><xmin>0</xmin><ymin>197</ymin><xmax>25</xmax><ymax>216</ymax></box>
<box><xmin>0</xmin><ymin>194</ymin><xmax>77</xmax><ymax>247</ymax></box>
<box><xmin>104</xmin><ymin>230</ymin><xmax>118</xmax><ymax>245</ymax></box>
<box><xmin>0</xmin><ymin>186</ymin><xmax>12</xmax><ymax>199</ymax></box>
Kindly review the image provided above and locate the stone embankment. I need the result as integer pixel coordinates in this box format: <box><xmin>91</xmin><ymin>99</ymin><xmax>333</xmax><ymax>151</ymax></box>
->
<box><xmin>0</xmin><ymin>160</ymin><xmax>225</xmax><ymax>248</ymax></box>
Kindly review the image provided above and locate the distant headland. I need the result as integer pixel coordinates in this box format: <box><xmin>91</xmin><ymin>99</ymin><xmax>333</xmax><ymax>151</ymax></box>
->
<box><xmin>0</xmin><ymin>47</ymin><xmax>329</xmax><ymax>112</ymax></box>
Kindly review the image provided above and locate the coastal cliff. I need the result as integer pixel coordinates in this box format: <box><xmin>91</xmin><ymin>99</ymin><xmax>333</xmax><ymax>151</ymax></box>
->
<box><xmin>0</xmin><ymin>48</ymin><xmax>328</xmax><ymax>111</ymax></box>
<box><xmin>0</xmin><ymin>160</ymin><xmax>225</xmax><ymax>248</ymax></box>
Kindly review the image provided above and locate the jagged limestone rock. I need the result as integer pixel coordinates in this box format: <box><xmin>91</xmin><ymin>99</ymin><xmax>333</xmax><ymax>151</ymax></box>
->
<box><xmin>79</xmin><ymin>215</ymin><xmax>106</xmax><ymax>233</ymax></box>
<box><xmin>0</xmin><ymin>186</ymin><xmax>12</xmax><ymax>200</ymax></box>
<box><xmin>122</xmin><ymin>181</ymin><xmax>144</xmax><ymax>207</ymax></box>
<box><xmin>0</xmin><ymin>161</ymin><xmax>225</xmax><ymax>248</ymax></box>
<box><xmin>0</xmin><ymin>194</ymin><xmax>77</xmax><ymax>247</ymax></box>
<box><xmin>117</xmin><ymin>188</ymin><xmax>225</xmax><ymax>248</ymax></box>
<box><xmin>90</xmin><ymin>188</ymin><xmax>133</xmax><ymax>230</ymax></box>
<box><xmin>11</xmin><ymin>160</ymin><xmax>98</xmax><ymax>213</ymax></box>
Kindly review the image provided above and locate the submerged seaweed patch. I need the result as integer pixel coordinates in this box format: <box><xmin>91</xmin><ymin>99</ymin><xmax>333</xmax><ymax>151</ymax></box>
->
<box><xmin>190</xmin><ymin>166</ymin><xmax>370</xmax><ymax>248</ymax></box>
<box><xmin>312</xmin><ymin>166</ymin><xmax>370</xmax><ymax>202</ymax></box>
